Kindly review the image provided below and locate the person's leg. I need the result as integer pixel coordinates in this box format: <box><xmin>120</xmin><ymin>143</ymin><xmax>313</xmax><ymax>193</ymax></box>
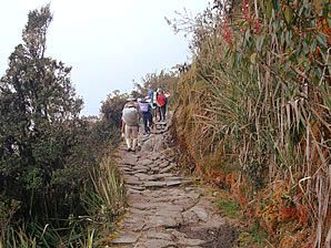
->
<box><xmin>148</xmin><ymin>112</ymin><xmax>153</xmax><ymax>128</ymax></box>
<box><xmin>146</xmin><ymin>112</ymin><xmax>152</xmax><ymax>133</ymax></box>
<box><xmin>146</xmin><ymin>111</ymin><xmax>153</xmax><ymax>133</ymax></box>
<box><xmin>151</xmin><ymin>104</ymin><xmax>156</xmax><ymax>122</ymax></box>
<box><xmin>157</xmin><ymin>106</ymin><xmax>162</xmax><ymax>121</ymax></box>
<box><xmin>121</xmin><ymin>120</ymin><xmax>125</xmax><ymax>138</ymax></box>
<box><xmin>160</xmin><ymin>105</ymin><xmax>166</xmax><ymax>121</ymax></box>
<box><xmin>143</xmin><ymin>112</ymin><xmax>149</xmax><ymax>134</ymax></box>
<box><xmin>124</xmin><ymin>125</ymin><xmax>131</xmax><ymax>151</ymax></box>
<box><xmin>163</xmin><ymin>104</ymin><xmax>167</xmax><ymax>120</ymax></box>
<box><xmin>131</xmin><ymin>126</ymin><xmax>139</xmax><ymax>151</ymax></box>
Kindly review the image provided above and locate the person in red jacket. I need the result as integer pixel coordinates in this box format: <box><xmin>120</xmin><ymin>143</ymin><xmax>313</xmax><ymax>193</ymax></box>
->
<box><xmin>156</xmin><ymin>89</ymin><xmax>167</xmax><ymax>121</ymax></box>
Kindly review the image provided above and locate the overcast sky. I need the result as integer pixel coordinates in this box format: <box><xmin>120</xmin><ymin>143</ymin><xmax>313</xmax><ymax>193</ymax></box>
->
<box><xmin>0</xmin><ymin>0</ymin><xmax>207</xmax><ymax>115</ymax></box>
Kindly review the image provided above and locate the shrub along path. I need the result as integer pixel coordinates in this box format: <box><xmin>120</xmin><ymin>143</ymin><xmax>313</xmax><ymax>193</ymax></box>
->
<box><xmin>111</xmin><ymin>120</ymin><xmax>237</xmax><ymax>248</ymax></box>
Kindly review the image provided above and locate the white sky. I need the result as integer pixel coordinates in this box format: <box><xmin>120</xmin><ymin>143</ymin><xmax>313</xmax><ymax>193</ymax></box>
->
<box><xmin>0</xmin><ymin>0</ymin><xmax>207</xmax><ymax>115</ymax></box>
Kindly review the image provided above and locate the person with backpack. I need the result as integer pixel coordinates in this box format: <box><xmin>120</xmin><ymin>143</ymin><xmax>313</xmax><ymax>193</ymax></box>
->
<box><xmin>121</xmin><ymin>97</ymin><xmax>140</xmax><ymax>152</ymax></box>
<box><xmin>156</xmin><ymin>88</ymin><xmax>167</xmax><ymax>122</ymax></box>
<box><xmin>138</xmin><ymin>96</ymin><xmax>153</xmax><ymax>134</ymax></box>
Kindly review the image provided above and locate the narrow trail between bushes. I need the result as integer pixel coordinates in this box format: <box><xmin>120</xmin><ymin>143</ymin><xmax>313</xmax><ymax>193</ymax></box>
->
<box><xmin>110</xmin><ymin>118</ymin><xmax>238</xmax><ymax>248</ymax></box>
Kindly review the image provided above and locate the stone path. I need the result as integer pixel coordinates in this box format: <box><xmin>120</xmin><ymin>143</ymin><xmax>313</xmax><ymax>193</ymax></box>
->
<box><xmin>111</xmin><ymin>122</ymin><xmax>237</xmax><ymax>248</ymax></box>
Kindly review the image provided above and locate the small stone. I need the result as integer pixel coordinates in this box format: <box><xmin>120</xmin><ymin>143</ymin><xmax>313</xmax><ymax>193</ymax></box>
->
<box><xmin>165</xmin><ymin>176</ymin><xmax>183</xmax><ymax>181</ymax></box>
<box><xmin>152</xmin><ymin>166</ymin><xmax>160</xmax><ymax>172</ymax></box>
<box><xmin>134</xmin><ymin>169</ymin><xmax>149</xmax><ymax>174</ymax></box>
<box><xmin>191</xmin><ymin>206</ymin><xmax>209</xmax><ymax>222</ymax></box>
<box><xmin>159</xmin><ymin>160</ymin><xmax>170</xmax><ymax>168</ymax></box>
<box><xmin>166</xmin><ymin>180</ymin><xmax>182</xmax><ymax>186</ymax></box>
<box><xmin>149</xmin><ymin>163</ymin><xmax>159</xmax><ymax>169</ymax></box>
<box><xmin>127</xmin><ymin>188</ymin><xmax>142</xmax><ymax>195</ymax></box>
<box><xmin>160</xmin><ymin>163</ymin><xmax>175</xmax><ymax>173</ymax></box>
<box><xmin>139</xmin><ymin>159</ymin><xmax>153</xmax><ymax>166</ymax></box>
<box><xmin>134</xmin><ymin>165</ymin><xmax>149</xmax><ymax>171</ymax></box>
<box><xmin>144</xmin><ymin>181</ymin><xmax>167</xmax><ymax>187</ymax></box>
<box><xmin>129</xmin><ymin>202</ymin><xmax>153</xmax><ymax>210</ymax></box>
<box><xmin>145</xmin><ymin>215</ymin><xmax>180</xmax><ymax>229</ymax></box>
<box><xmin>150</xmin><ymin>173</ymin><xmax>173</xmax><ymax>180</ymax></box>
<box><xmin>178</xmin><ymin>237</ymin><xmax>206</xmax><ymax>246</ymax></box>
<box><xmin>112</xmin><ymin>233</ymin><xmax>139</xmax><ymax>244</ymax></box>
<box><xmin>124</xmin><ymin>156</ymin><xmax>138</xmax><ymax>166</ymax></box>
<box><xmin>141</xmin><ymin>239</ymin><xmax>176</xmax><ymax>248</ymax></box>
<box><xmin>125</xmin><ymin>176</ymin><xmax>141</xmax><ymax>185</ymax></box>
<box><xmin>127</xmin><ymin>185</ymin><xmax>146</xmax><ymax>191</ymax></box>
<box><xmin>146</xmin><ymin>231</ymin><xmax>173</xmax><ymax>240</ymax></box>
<box><xmin>182</xmin><ymin>209</ymin><xmax>200</xmax><ymax>224</ymax></box>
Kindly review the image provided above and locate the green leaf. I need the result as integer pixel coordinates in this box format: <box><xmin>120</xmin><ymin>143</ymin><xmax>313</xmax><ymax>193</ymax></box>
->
<box><xmin>256</xmin><ymin>35</ymin><xmax>265</xmax><ymax>51</ymax></box>
<box><xmin>284</xmin><ymin>6</ymin><xmax>293</xmax><ymax>25</ymax></box>
<box><xmin>302</xmin><ymin>41</ymin><xmax>310</xmax><ymax>55</ymax></box>
<box><xmin>327</xmin><ymin>18</ymin><xmax>331</xmax><ymax>27</ymax></box>
<box><xmin>316</xmin><ymin>33</ymin><xmax>328</xmax><ymax>48</ymax></box>
<box><xmin>285</xmin><ymin>30</ymin><xmax>292</xmax><ymax>45</ymax></box>
<box><xmin>272</xmin><ymin>0</ymin><xmax>280</xmax><ymax>12</ymax></box>
<box><xmin>266</xmin><ymin>0</ymin><xmax>273</xmax><ymax>18</ymax></box>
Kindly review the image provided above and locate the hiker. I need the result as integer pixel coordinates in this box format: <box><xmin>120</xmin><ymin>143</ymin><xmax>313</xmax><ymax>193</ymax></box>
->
<box><xmin>156</xmin><ymin>88</ymin><xmax>167</xmax><ymax>122</ymax></box>
<box><xmin>147</xmin><ymin>88</ymin><xmax>154</xmax><ymax>101</ymax></box>
<box><xmin>138</xmin><ymin>96</ymin><xmax>153</xmax><ymax>134</ymax></box>
<box><xmin>121</xmin><ymin>97</ymin><xmax>140</xmax><ymax>152</ymax></box>
<box><xmin>148</xmin><ymin>89</ymin><xmax>157</xmax><ymax>122</ymax></box>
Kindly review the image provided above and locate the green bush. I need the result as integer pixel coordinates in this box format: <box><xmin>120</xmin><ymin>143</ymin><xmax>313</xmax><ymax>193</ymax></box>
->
<box><xmin>0</xmin><ymin>5</ymin><xmax>125</xmax><ymax>246</ymax></box>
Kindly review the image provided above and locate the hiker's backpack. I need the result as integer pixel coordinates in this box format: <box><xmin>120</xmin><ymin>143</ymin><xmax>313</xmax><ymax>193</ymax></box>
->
<box><xmin>139</xmin><ymin>102</ymin><xmax>149</xmax><ymax>113</ymax></box>
<box><xmin>122</xmin><ymin>106</ymin><xmax>139</xmax><ymax>126</ymax></box>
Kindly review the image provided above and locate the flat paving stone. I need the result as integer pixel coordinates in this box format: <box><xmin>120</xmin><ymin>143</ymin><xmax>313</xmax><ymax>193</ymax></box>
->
<box><xmin>144</xmin><ymin>215</ymin><xmax>181</xmax><ymax>229</ymax></box>
<box><xmin>124</xmin><ymin>156</ymin><xmax>138</xmax><ymax>166</ymax></box>
<box><xmin>149</xmin><ymin>173</ymin><xmax>173</xmax><ymax>180</ymax></box>
<box><xmin>144</xmin><ymin>181</ymin><xmax>167</xmax><ymax>187</ymax></box>
<box><xmin>191</xmin><ymin>206</ymin><xmax>209</xmax><ymax>222</ymax></box>
<box><xmin>166</xmin><ymin>180</ymin><xmax>182</xmax><ymax>186</ymax></box>
<box><xmin>133</xmin><ymin>165</ymin><xmax>149</xmax><ymax>171</ymax></box>
<box><xmin>124</xmin><ymin>176</ymin><xmax>141</xmax><ymax>185</ymax></box>
<box><xmin>160</xmin><ymin>164</ymin><xmax>176</xmax><ymax>173</ymax></box>
<box><xmin>158</xmin><ymin>160</ymin><xmax>170</xmax><ymax>168</ymax></box>
<box><xmin>139</xmin><ymin>239</ymin><xmax>176</xmax><ymax>248</ymax></box>
<box><xmin>139</xmin><ymin>158</ymin><xmax>153</xmax><ymax>166</ymax></box>
<box><xmin>127</xmin><ymin>188</ymin><xmax>142</xmax><ymax>195</ymax></box>
<box><xmin>146</xmin><ymin>231</ymin><xmax>173</xmax><ymax>240</ymax></box>
<box><xmin>127</xmin><ymin>185</ymin><xmax>146</xmax><ymax>191</ymax></box>
<box><xmin>112</xmin><ymin>233</ymin><xmax>139</xmax><ymax>244</ymax></box>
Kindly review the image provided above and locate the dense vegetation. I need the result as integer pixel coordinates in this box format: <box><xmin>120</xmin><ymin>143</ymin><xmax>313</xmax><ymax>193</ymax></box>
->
<box><xmin>1</xmin><ymin>1</ymin><xmax>330</xmax><ymax>247</ymax></box>
<box><xmin>0</xmin><ymin>6</ymin><xmax>125</xmax><ymax>247</ymax></box>
<box><xmin>169</xmin><ymin>0</ymin><xmax>330</xmax><ymax>247</ymax></box>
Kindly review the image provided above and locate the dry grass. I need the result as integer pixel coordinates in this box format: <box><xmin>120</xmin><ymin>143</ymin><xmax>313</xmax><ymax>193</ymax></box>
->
<box><xmin>172</xmin><ymin>1</ymin><xmax>330</xmax><ymax>247</ymax></box>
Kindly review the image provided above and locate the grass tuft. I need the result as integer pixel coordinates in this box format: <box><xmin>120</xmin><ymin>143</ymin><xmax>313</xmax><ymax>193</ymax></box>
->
<box><xmin>217</xmin><ymin>199</ymin><xmax>241</xmax><ymax>219</ymax></box>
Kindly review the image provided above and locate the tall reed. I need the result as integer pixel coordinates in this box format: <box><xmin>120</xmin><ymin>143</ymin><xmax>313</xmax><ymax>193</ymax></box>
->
<box><xmin>173</xmin><ymin>0</ymin><xmax>330</xmax><ymax>246</ymax></box>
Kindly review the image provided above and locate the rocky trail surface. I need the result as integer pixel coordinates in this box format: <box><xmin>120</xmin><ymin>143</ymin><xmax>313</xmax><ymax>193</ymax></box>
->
<box><xmin>111</xmin><ymin>120</ymin><xmax>238</xmax><ymax>248</ymax></box>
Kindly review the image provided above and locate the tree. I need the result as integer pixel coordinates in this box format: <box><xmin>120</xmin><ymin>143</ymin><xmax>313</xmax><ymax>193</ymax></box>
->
<box><xmin>134</xmin><ymin>70</ymin><xmax>178</xmax><ymax>97</ymax></box>
<box><xmin>99</xmin><ymin>90</ymin><xmax>129</xmax><ymax>143</ymax></box>
<box><xmin>0</xmin><ymin>5</ymin><xmax>83</xmax><ymax>220</ymax></box>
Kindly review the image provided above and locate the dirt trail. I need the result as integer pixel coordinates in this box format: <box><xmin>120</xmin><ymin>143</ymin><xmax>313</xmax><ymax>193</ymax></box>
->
<box><xmin>111</xmin><ymin>120</ymin><xmax>237</xmax><ymax>248</ymax></box>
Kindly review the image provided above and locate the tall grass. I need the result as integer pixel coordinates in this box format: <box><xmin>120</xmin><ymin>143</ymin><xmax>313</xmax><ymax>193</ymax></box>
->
<box><xmin>0</xmin><ymin>154</ymin><xmax>126</xmax><ymax>247</ymax></box>
<box><xmin>173</xmin><ymin>0</ymin><xmax>330</xmax><ymax>247</ymax></box>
